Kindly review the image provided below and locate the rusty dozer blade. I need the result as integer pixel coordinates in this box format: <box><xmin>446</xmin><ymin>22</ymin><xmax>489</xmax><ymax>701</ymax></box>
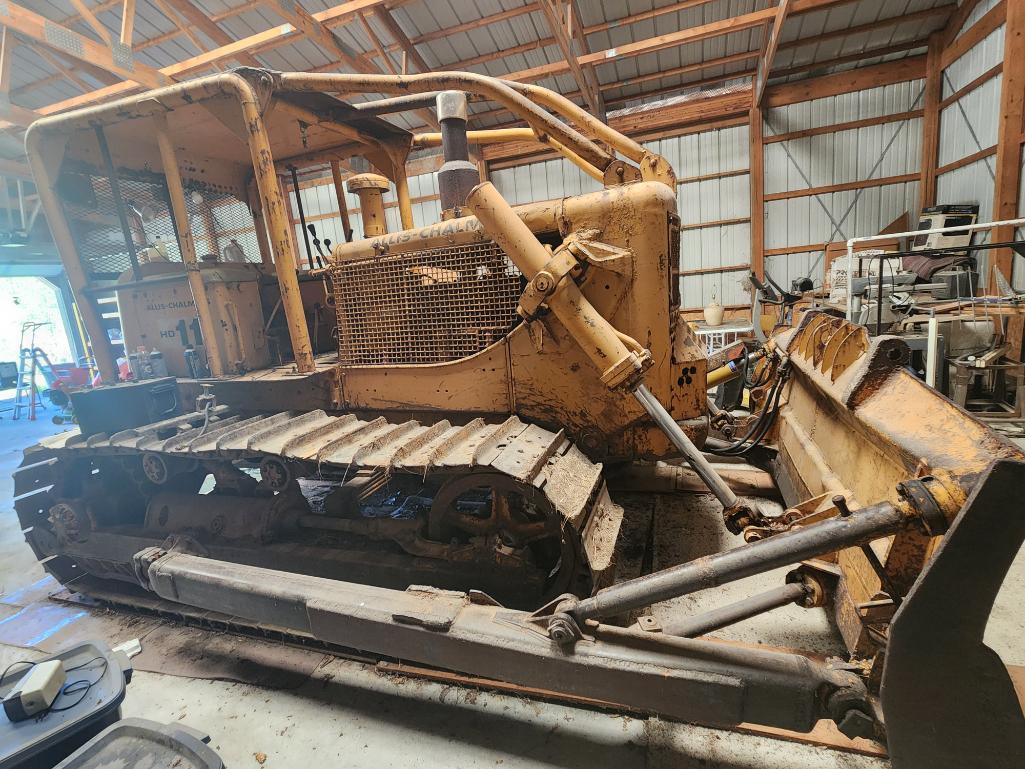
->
<box><xmin>124</xmin><ymin>453</ymin><xmax>1025</xmax><ymax>764</ymax></box>
<box><xmin>881</xmin><ymin>458</ymin><xmax>1025</xmax><ymax>769</ymax></box>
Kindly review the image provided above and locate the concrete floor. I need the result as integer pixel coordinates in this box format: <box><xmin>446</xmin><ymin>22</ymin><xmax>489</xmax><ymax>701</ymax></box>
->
<box><xmin>1</xmin><ymin>405</ymin><xmax>1022</xmax><ymax>768</ymax></box>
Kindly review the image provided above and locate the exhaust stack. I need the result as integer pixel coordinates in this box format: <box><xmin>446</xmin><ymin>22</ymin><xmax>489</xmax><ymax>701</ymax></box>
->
<box><xmin>436</xmin><ymin>91</ymin><xmax>481</xmax><ymax>218</ymax></box>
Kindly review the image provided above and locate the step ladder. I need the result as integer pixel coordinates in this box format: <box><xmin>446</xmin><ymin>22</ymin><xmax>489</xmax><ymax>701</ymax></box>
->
<box><xmin>13</xmin><ymin>322</ymin><xmax>52</xmax><ymax>421</ymax></box>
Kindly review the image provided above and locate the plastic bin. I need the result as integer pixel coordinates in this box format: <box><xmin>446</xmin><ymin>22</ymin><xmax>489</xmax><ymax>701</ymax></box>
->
<box><xmin>0</xmin><ymin>641</ymin><xmax>132</xmax><ymax>769</ymax></box>
<box><xmin>55</xmin><ymin>718</ymin><xmax>224</xmax><ymax>769</ymax></box>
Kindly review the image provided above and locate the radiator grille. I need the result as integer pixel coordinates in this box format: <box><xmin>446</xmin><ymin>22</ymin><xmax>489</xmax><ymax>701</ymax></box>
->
<box><xmin>331</xmin><ymin>241</ymin><xmax>523</xmax><ymax>365</ymax></box>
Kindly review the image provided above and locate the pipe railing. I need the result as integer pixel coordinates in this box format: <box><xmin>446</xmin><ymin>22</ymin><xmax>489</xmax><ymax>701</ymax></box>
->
<box><xmin>844</xmin><ymin>217</ymin><xmax>1025</xmax><ymax>321</ymax></box>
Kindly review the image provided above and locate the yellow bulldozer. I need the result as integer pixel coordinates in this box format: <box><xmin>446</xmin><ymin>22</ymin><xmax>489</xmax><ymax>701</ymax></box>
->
<box><xmin>13</xmin><ymin>69</ymin><xmax>1025</xmax><ymax>768</ymax></box>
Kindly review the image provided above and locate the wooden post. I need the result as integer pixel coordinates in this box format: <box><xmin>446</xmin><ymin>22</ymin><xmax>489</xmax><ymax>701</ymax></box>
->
<box><xmin>153</xmin><ymin>112</ymin><xmax>226</xmax><ymax>377</ymax></box>
<box><xmin>25</xmin><ymin>134</ymin><xmax>119</xmax><ymax>382</ymax></box>
<box><xmin>749</xmin><ymin>105</ymin><xmax>765</xmax><ymax>281</ymax></box>
<box><xmin>991</xmin><ymin>0</ymin><xmax>1025</xmax><ymax>291</ymax></box>
<box><xmin>918</xmin><ymin>34</ymin><xmax>943</xmax><ymax>215</ymax></box>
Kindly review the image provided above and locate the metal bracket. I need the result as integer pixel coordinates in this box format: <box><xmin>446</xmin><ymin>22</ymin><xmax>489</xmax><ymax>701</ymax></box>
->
<box><xmin>517</xmin><ymin>246</ymin><xmax>580</xmax><ymax>320</ymax></box>
<box><xmin>516</xmin><ymin>234</ymin><xmax>634</xmax><ymax>320</ymax></box>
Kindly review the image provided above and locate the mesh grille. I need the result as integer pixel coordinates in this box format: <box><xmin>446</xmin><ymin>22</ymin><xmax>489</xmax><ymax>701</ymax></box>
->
<box><xmin>58</xmin><ymin>167</ymin><xmax>262</xmax><ymax>278</ymax></box>
<box><xmin>331</xmin><ymin>241</ymin><xmax>523</xmax><ymax>365</ymax></box>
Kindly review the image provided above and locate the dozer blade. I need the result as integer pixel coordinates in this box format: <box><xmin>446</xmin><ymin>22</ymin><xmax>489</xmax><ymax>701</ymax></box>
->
<box><xmin>882</xmin><ymin>459</ymin><xmax>1025</xmax><ymax>769</ymax></box>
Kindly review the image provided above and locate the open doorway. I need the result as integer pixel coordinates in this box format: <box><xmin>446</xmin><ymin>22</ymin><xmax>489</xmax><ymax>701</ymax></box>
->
<box><xmin>0</xmin><ymin>277</ymin><xmax>75</xmax><ymax>400</ymax></box>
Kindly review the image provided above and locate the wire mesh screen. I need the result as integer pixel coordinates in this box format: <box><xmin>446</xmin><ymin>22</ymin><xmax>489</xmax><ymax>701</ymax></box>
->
<box><xmin>331</xmin><ymin>241</ymin><xmax>524</xmax><ymax>365</ymax></box>
<box><xmin>57</xmin><ymin>167</ymin><xmax>262</xmax><ymax>279</ymax></box>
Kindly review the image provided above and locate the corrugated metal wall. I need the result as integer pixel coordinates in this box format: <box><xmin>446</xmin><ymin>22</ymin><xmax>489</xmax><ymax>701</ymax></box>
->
<box><xmin>491</xmin><ymin>158</ymin><xmax>603</xmax><ymax>204</ymax></box>
<box><xmin>669</xmin><ymin>126</ymin><xmax>752</xmax><ymax>310</ymax></box>
<box><xmin>761</xmin><ymin>80</ymin><xmax>924</xmax><ymax>289</ymax></box>
<box><xmin>491</xmin><ymin>128</ymin><xmax>753</xmax><ymax>311</ymax></box>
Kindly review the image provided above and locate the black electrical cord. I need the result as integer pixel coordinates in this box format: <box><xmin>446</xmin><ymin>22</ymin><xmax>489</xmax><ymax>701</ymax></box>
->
<box><xmin>48</xmin><ymin>656</ymin><xmax>109</xmax><ymax>713</ymax></box>
<box><xmin>1</xmin><ymin>660</ymin><xmax>35</xmax><ymax>682</ymax></box>
<box><xmin>1</xmin><ymin>655</ymin><xmax>109</xmax><ymax>719</ymax></box>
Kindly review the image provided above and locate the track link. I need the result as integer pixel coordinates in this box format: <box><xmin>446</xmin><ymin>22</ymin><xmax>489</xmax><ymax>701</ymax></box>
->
<box><xmin>15</xmin><ymin>408</ymin><xmax>623</xmax><ymax>609</ymax></box>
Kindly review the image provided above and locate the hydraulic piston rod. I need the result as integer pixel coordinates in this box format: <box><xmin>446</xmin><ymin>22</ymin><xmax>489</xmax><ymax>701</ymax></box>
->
<box><xmin>633</xmin><ymin>384</ymin><xmax>740</xmax><ymax>511</ymax></box>
<box><xmin>564</xmin><ymin>500</ymin><xmax>911</xmax><ymax>625</ymax></box>
<box><xmin>660</xmin><ymin>581</ymin><xmax>810</xmax><ymax>638</ymax></box>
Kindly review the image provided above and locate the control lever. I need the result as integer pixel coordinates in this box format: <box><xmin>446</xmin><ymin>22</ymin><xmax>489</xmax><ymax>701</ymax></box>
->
<box><xmin>306</xmin><ymin>223</ymin><xmax>326</xmax><ymax>267</ymax></box>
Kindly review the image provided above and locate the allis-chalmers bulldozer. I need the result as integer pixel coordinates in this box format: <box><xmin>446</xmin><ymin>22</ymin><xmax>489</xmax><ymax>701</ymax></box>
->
<box><xmin>14</xmin><ymin>69</ymin><xmax>1025</xmax><ymax>767</ymax></box>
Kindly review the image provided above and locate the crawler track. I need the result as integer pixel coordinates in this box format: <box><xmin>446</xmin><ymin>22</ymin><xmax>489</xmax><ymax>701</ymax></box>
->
<box><xmin>14</xmin><ymin>408</ymin><xmax>623</xmax><ymax>610</ymax></box>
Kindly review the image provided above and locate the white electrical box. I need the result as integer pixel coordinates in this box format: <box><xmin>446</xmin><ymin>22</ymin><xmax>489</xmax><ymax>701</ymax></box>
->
<box><xmin>2</xmin><ymin>660</ymin><xmax>66</xmax><ymax>722</ymax></box>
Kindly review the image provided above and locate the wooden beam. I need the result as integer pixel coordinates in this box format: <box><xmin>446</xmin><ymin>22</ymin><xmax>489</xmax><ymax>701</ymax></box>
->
<box><xmin>567</xmin><ymin>0</ymin><xmax>608</xmax><ymax>121</ymax></box>
<box><xmin>406</xmin><ymin>1</ymin><xmax>719</xmax><ymax>63</ymax></box>
<box><xmin>0</xmin><ymin>26</ymin><xmax>11</xmax><ymax>96</ymax></box>
<box><xmin>778</xmin><ymin>5</ymin><xmax>954</xmax><ymax>54</ymax></box>
<box><xmin>764</xmin><ymin>56</ymin><xmax>927</xmax><ymax>107</ymax></box>
<box><xmin>612</xmin><ymin>51</ymin><xmax>758</xmax><ymax>92</ymax></box>
<box><xmin>0</xmin><ymin>157</ymin><xmax>33</xmax><ymax>180</ymax></box>
<box><xmin>681</xmin><ymin>216</ymin><xmax>750</xmax><ymax>231</ymax></box>
<box><xmin>261</xmin><ymin>0</ymin><xmax>376</xmax><ymax>74</ymax></box>
<box><xmin>365</xmin><ymin>8</ymin><xmax>439</xmax><ymax>128</ymax></box>
<box><xmin>357</xmin><ymin>13</ymin><xmax>398</xmax><ymax>74</ymax></box>
<box><xmin>381</xmin><ymin>0</ymin><xmax>843</xmax><ymax>64</ymax></box>
<box><xmin>940</xmin><ymin>0</ymin><xmax>1006</xmax><ymax>69</ymax></box>
<box><xmin>764</xmin><ymin>172</ymin><xmax>920</xmax><ymax>202</ymax></box>
<box><xmin>0</xmin><ymin>99</ymin><xmax>40</xmax><ymax>128</ymax></box>
<box><xmin>935</xmin><ymin>144</ymin><xmax>996</xmax><ymax>177</ymax></box>
<box><xmin>162</xmin><ymin>0</ymin><xmax>261</xmax><ymax>66</ymax></box>
<box><xmin>27</xmin><ymin>44</ymin><xmax>94</xmax><ymax>92</ymax></box>
<box><xmin>0</xmin><ymin>2</ymin><xmax>169</xmax><ymax>88</ymax></box>
<box><xmin>771</xmin><ymin>39</ymin><xmax>930</xmax><ymax>80</ymax></box>
<box><xmin>765</xmin><ymin>109</ymin><xmax>923</xmax><ymax>144</ymax></box>
<box><xmin>678</xmin><ymin>168</ymin><xmax>750</xmax><ymax>185</ymax></box>
<box><xmin>27</xmin><ymin>1</ymin><xmax>395</xmax><ymax>117</ymax></box>
<box><xmin>750</xmin><ymin>106</ymin><xmax>765</xmax><ymax>279</ymax></box>
<box><xmin>413</xmin><ymin>3</ymin><xmax>539</xmax><ymax>47</ymax></box>
<box><xmin>764</xmin><ymin>242</ymin><xmax>825</xmax><ymax>257</ymax></box>
<box><xmin>372</xmin><ymin>7</ymin><xmax>429</xmax><ymax>74</ymax></box>
<box><xmin>150</xmin><ymin>0</ymin><xmax>209</xmax><ymax>54</ymax></box>
<box><xmin>120</xmin><ymin>0</ymin><xmax>136</xmax><ymax>47</ymax></box>
<box><xmin>680</xmin><ymin>263</ymin><xmax>750</xmax><ymax>276</ymax></box>
<box><xmin>503</xmin><ymin>6</ymin><xmax>777</xmax><ymax>84</ymax></box>
<box><xmin>468</xmin><ymin>52</ymin><xmax>756</xmax><ymax>128</ymax></box>
<box><xmin>537</xmin><ymin>0</ymin><xmax>605</xmax><ymax>119</ymax></box>
<box><xmin>939</xmin><ymin>62</ymin><xmax>1002</xmax><ymax>110</ymax></box>
<box><xmin>754</xmin><ymin>0</ymin><xmax>792</xmax><ymax>106</ymax></box>
<box><xmin>68</xmin><ymin>0</ymin><xmax>113</xmax><ymax>45</ymax></box>
<box><xmin>990</xmin><ymin>0</ymin><xmax>1023</xmax><ymax>290</ymax></box>
<box><xmin>940</xmin><ymin>0</ymin><xmax>985</xmax><ymax>47</ymax></box>
<box><xmin>918</xmin><ymin>34</ymin><xmax>942</xmax><ymax>213</ymax></box>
